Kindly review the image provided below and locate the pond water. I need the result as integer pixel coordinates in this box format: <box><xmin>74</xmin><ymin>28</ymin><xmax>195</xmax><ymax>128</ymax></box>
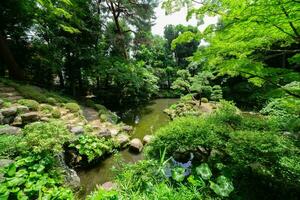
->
<box><xmin>77</xmin><ymin>98</ymin><xmax>178</xmax><ymax>197</ymax></box>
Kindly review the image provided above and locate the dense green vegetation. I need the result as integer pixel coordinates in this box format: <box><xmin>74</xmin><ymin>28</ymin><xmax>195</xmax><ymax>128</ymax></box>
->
<box><xmin>0</xmin><ymin>0</ymin><xmax>299</xmax><ymax>199</ymax></box>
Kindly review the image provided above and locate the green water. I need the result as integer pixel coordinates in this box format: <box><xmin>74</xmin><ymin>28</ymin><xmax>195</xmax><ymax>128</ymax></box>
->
<box><xmin>77</xmin><ymin>99</ymin><xmax>178</xmax><ymax>196</ymax></box>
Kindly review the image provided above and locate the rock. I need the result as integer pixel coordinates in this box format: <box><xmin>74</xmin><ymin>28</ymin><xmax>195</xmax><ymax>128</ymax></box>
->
<box><xmin>122</xmin><ymin>125</ymin><xmax>133</xmax><ymax>133</ymax></box>
<box><xmin>2</xmin><ymin>116</ymin><xmax>16</xmax><ymax>124</ymax></box>
<box><xmin>66</xmin><ymin>169</ymin><xmax>81</xmax><ymax>189</ymax></box>
<box><xmin>0</xmin><ymin>159</ymin><xmax>13</xmax><ymax>168</ymax></box>
<box><xmin>20</xmin><ymin>112</ymin><xmax>40</xmax><ymax>124</ymax></box>
<box><xmin>116</xmin><ymin>134</ymin><xmax>130</xmax><ymax>148</ymax></box>
<box><xmin>11</xmin><ymin>116</ymin><xmax>22</xmax><ymax>126</ymax></box>
<box><xmin>129</xmin><ymin>138</ymin><xmax>143</xmax><ymax>153</ymax></box>
<box><xmin>16</xmin><ymin>105</ymin><xmax>29</xmax><ymax>113</ymax></box>
<box><xmin>70</xmin><ymin>126</ymin><xmax>84</xmax><ymax>135</ymax></box>
<box><xmin>102</xmin><ymin>182</ymin><xmax>117</xmax><ymax>191</ymax></box>
<box><xmin>110</xmin><ymin>128</ymin><xmax>119</xmax><ymax>137</ymax></box>
<box><xmin>0</xmin><ymin>107</ymin><xmax>17</xmax><ymax>117</ymax></box>
<box><xmin>143</xmin><ymin>135</ymin><xmax>154</xmax><ymax>144</ymax></box>
<box><xmin>98</xmin><ymin>128</ymin><xmax>112</xmax><ymax>138</ymax></box>
<box><xmin>0</xmin><ymin>125</ymin><xmax>22</xmax><ymax>135</ymax></box>
<box><xmin>0</xmin><ymin>112</ymin><xmax>3</xmax><ymax>124</ymax></box>
<box><xmin>40</xmin><ymin>117</ymin><xmax>50</xmax><ymax>122</ymax></box>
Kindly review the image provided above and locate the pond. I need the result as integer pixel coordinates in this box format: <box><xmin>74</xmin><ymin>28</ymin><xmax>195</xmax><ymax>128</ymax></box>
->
<box><xmin>77</xmin><ymin>98</ymin><xmax>178</xmax><ymax>197</ymax></box>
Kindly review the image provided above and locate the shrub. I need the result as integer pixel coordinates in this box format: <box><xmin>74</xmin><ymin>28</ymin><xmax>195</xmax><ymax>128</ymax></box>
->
<box><xmin>19</xmin><ymin>121</ymin><xmax>71</xmax><ymax>154</ymax></box>
<box><xmin>40</xmin><ymin>104</ymin><xmax>54</xmax><ymax>114</ymax></box>
<box><xmin>52</xmin><ymin>109</ymin><xmax>61</xmax><ymax>118</ymax></box>
<box><xmin>65</xmin><ymin>103</ymin><xmax>80</xmax><ymax>113</ymax></box>
<box><xmin>0</xmin><ymin>134</ymin><xmax>22</xmax><ymax>158</ymax></box>
<box><xmin>201</xmin><ymin>97</ymin><xmax>209</xmax><ymax>103</ymax></box>
<box><xmin>46</xmin><ymin>97</ymin><xmax>57</xmax><ymax>105</ymax></box>
<box><xmin>146</xmin><ymin>116</ymin><xmax>228</xmax><ymax>159</ymax></box>
<box><xmin>17</xmin><ymin>99</ymin><xmax>39</xmax><ymax>111</ymax></box>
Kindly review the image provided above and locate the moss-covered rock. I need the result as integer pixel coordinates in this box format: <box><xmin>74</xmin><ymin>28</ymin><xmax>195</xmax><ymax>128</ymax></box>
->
<box><xmin>18</xmin><ymin>99</ymin><xmax>39</xmax><ymax>111</ymax></box>
<box><xmin>65</xmin><ymin>103</ymin><xmax>81</xmax><ymax>113</ymax></box>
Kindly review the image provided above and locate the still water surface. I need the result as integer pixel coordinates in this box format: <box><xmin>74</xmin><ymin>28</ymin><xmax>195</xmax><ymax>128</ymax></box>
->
<box><xmin>77</xmin><ymin>99</ymin><xmax>178</xmax><ymax>196</ymax></box>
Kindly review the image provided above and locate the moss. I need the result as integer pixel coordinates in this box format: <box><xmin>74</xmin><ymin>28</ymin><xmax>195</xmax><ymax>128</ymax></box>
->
<box><xmin>201</xmin><ymin>98</ymin><xmax>209</xmax><ymax>103</ymax></box>
<box><xmin>65</xmin><ymin>103</ymin><xmax>81</xmax><ymax>113</ymax></box>
<box><xmin>46</xmin><ymin>97</ymin><xmax>57</xmax><ymax>105</ymax></box>
<box><xmin>40</xmin><ymin>104</ymin><xmax>54</xmax><ymax>114</ymax></box>
<box><xmin>18</xmin><ymin>99</ymin><xmax>39</xmax><ymax>111</ymax></box>
<box><xmin>52</xmin><ymin>109</ymin><xmax>61</xmax><ymax>118</ymax></box>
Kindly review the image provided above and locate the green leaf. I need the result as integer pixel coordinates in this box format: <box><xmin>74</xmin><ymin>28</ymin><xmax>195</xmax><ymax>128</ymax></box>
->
<box><xmin>196</xmin><ymin>163</ymin><xmax>212</xmax><ymax>180</ymax></box>
<box><xmin>171</xmin><ymin>167</ymin><xmax>186</xmax><ymax>182</ymax></box>
<box><xmin>7</xmin><ymin>163</ymin><xmax>17</xmax><ymax>177</ymax></box>
<box><xmin>210</xmin><ymin>176</ymin><xmax>234</xmax><ymax>197</ymax></box>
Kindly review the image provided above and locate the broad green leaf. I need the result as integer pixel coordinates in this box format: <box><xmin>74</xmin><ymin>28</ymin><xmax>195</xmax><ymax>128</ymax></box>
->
<box><xmin>196</xmin><ymin>163</ymin><xmax>212</xmax><ymax>180</ymax></box>
<box><xmin>171</xmin><ymin>167</ymin><xmax>186</xmax><ymax>182</ymax></box>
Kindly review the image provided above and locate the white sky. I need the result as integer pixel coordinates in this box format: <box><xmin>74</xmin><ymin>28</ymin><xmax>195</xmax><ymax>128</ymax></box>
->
<box><xmin>152</xmin><ymin>3</ymin><xmax>218</xmax><ymax>36</ymax></box>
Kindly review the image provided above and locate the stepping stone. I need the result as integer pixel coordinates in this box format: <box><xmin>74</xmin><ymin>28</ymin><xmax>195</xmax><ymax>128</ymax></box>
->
<box><xmin>143</xmin><ymin>135</ymin><xmax>154</xmax><ymax>144</ymax></box>
<box><xmin>129</xmin><ymin>138</ymin><xmax>143</xmax><ymax>153</ymax></box>
<box><xmin>116</xmin><ymin>134</ymin><xmax>130</xmax><ymax>148</ymax></box>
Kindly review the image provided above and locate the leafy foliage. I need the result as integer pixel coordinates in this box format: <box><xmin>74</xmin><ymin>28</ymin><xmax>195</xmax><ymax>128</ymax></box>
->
<box><xmin>69</xmin><ymin>135</ymin><xmax>119</xmax><ymax>162</ymax></box>
<box><xmin>0</xmin><ymin>154</ymin><xmax>73</xmax><ymax>200</ymax></box>
<box><xmin>19</xmin><ymin>121</ymin><xmax>71</xmax><ymax>154</ymax></box>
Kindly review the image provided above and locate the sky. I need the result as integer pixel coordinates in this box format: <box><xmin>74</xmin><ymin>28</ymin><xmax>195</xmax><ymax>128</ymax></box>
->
<box><xmin>152</xmin><ymin>3</ymin><xmax>218</xmax><ymax>36</ymax></box>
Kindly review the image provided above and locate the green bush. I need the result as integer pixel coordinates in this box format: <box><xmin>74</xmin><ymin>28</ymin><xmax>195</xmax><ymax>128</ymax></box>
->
<box><xmin>19</xmin><ymin>121</ymin><xmax>71</xmax><ymax>154</ymax></box>
<box><xmin>69</xmin><ymin>135</ymin><xmax>119</xmax><ymax>162</ymax></box>
<box><xmin>52</xmin><ymin>109</ymin><xmax>61</xmax><ymax>118</ymax></box>
<box><xmin>65</xmin><ymin>103</ymin><xmax>80</xmax><ymax>113</ymax></box>
<box><xmin>0</xmin><ymin>154</ymin><xmax>74</xmax><ymax>200</ymax></box>
<box><xmin>17</xmin><ymin>99</ymin><xmax>39</xmax><ymax>111</ymax></box>
<box><xmin>145</xmin><ymin>100</ymin><xmax>300</xmax><ymax>199</ymax></box>
<box><xmin>0</xmin><ymin>134</ymin><xmax>22</xmax><ymax>158</ymax></box>
<box><xmin>40</xmin><ymin>104</ymin><xmax>54</xmax><ymax>114</ymax></box>
<box><xmin>201</xmin><ymin>97</ymin><xmax>209</xmax><ymax>103</ymax></box>
<box><xmin>46</xmin><ymin>97</ymin><xmax>57</xmax><ymax>105</ymax></box>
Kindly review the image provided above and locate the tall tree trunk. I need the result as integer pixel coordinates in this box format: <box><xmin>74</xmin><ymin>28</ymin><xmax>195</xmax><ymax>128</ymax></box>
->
<box><xmin>0</xmin><ymin>34</ymin><xmax>24</xmax><ymax>80</ymax></box>
<box><xmin>58</xmin><ymin>70</ymin><xmax>65</xmax><ymax>89</ymax></box>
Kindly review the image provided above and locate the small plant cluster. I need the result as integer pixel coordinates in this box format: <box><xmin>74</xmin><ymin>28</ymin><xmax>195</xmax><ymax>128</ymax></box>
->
<box><xmin>0</xmin><ymin>154</ymin><xmax>74</xmax><ymax>200</ymax></box>
<box><xmin>166</xmin><ymin>159</ymin><xmax>234</xmax><ymax>197</ymax></box>
<box><xmin>19</xmin><ymin>121</ymin><xmax>71</xmax><ymax>154</ymax></box>
<box><xmin>69</xmin><ymin>135</ymin><xmax>119</xmax><ymax>163</ymax></box>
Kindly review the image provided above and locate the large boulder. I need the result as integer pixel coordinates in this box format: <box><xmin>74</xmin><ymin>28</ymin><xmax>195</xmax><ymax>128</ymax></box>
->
<box><xmin>0</xmin><ymin>107</ymin><xmax>17</xmax><ymax>117</ymax></box>
<box><xmin>129</xmin><ymin>138</ymin><xmax>143</xmax><ymax>153</ymax></box>
<box><xmin>65</xmin><ymin>169</ymin><xmax>81</xmax><ymax>189</ymax></box>
<box><xmin>0</xmin><ymin>125</ymin><xmax>22</xmax><ymax>135</ymax></box>
<box><xmin>116</xmin><ymin>133</ymin><xmax>130</xmax><ymax>148</ymax></box>
<box><xmin>143</xmin><ymin>135</ymin><xmax>154</xmax><ymax>144</ymax></box>
<box><xmin>70</xmin><ymin>126</ymin><xmax>84</xmax><ymax>135</ymax></box>
<box><xmin>20</xmin><ymin>112</ymin><xmax>40</xmax><ymax>124</ymax></box>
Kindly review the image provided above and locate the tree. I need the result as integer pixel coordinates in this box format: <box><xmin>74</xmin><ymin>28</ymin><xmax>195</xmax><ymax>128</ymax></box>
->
<box><xmin>190</xmin><ymin>71</ymin><xmax>214</xmax><ymax>105</ymax></box>
<box><xmin>164</xmin><ymin>0</ymin><xmax>300</xmax><ymax>98</ymax></box>
<box><xmin>101</xmin><ymin>0</ymin><xmax>158</xmax><ymax>58</ymax></box>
